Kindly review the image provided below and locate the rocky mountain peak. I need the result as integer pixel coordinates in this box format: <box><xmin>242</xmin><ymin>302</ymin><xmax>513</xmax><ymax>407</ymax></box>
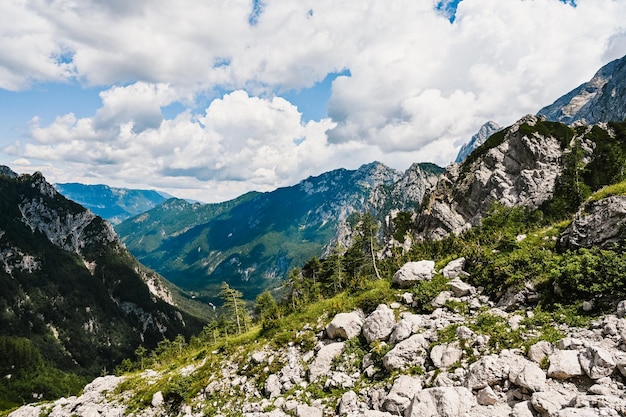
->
<box><xmin>538</xmin><ymin>54</ymin><xmax>626</xmax><ymax>124</ymax></box>
<box><xmin>0</xmin><ymin>165</ymin><xmax>18</xmax><ymax>178</ymax></box>
<box><xmin>455</xmin><ymin>121</ymin><xmax>502</xmax><ymax>163</ymax></box>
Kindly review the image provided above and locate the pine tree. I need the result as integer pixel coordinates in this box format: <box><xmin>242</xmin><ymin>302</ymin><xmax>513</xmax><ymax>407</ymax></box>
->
<box><xmin>220</xmin><ymin>282</ymin><xmax>249</xmax><ymax>335</ymax></box>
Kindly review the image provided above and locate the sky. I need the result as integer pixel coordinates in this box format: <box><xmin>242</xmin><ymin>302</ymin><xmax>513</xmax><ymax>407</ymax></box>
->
<box><xmin>1</xmin><ymin>0</ymin><xmax>626</xmax><ymax>203</ymax></box>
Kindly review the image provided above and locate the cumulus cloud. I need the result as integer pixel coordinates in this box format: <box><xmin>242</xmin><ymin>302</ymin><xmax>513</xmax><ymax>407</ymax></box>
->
<box><xmin>1</xmin><ymin>0</ymin><xmax>626</xmax><ymax>200</ymax></box>
<box><xmin>13</xmin><ymin>86</ymin><xmax>373</xmax><ymax>201</ymax></box>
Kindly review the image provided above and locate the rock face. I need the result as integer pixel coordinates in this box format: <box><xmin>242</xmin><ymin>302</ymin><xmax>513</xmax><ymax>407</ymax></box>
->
<box><xmin>559</xmin><ymin>195</ymin><xmax>626</xmax><ymax>249</ymax></box>
<box><xmin>0</xmin><ymin>168</ymin><xmax>203</xmax><ymax>388</ymax></box>
<box><xmin>455</xmin><ymin>121</ymin><xmax>503</xmax><ymax>163</ymax></box>
<box><xmin>416</xmin><ymin>115</ymin><xmax>564</xmax><ymax>240</ymax></box>
<box><xmin>538</xmin><ymin>55</ymin><xmax>626</xmax><ymax>125</ymax></box>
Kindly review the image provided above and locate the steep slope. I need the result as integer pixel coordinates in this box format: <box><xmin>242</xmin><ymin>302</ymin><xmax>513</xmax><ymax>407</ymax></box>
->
<box><xmin>116</xmin><ymin>162</ymin><xmax>442</xmax><ymax>302</ymax></box>
<box><xmin>454</xmin><ymin>121</ymin><xmax>502</xmax><ymax>163</ymax></box>
<box><xmin>0</xmin><ymin>167</ymin><xmax>206</xmax><ymax>406</ymax></box>
<box><xmin>416</xmin><ymin>116</ymin><xmax>626</xmax><ymax>240</ymax></box>
<box><xmin>538</xmin><ymin>54</ymin><xmax>626</xmax><ymax>124</ymax></box>
<box><xmin>54</xmin><ymin>183</ymin><xmax>170</xmax><ymax>224</ymax></box>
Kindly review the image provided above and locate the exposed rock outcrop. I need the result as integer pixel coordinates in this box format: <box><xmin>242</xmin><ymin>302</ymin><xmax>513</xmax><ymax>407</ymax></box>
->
<box><xmin>559</xmin><ymin>195</ymin><xmax>626</xmax><ymax>249</ymax></box>
<box><xmin>416</xmin><ymin>115</ymin><xmax>564</xmax><ymax>240</ymax></box>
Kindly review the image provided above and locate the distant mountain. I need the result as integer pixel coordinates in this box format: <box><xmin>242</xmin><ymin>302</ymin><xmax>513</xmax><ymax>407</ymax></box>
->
<box><xmin>538</xmin><ymin>54</ymin><xmax>626</xmax><ymax>124</ymax></box>
<box><xmin>0</xmin><ymin>166</ymin><xmax>206</xmax><ymax>405</ymax></box>
<box><xmin>454</xmin><ymin>121</ymin><xmax>502</xmax><ymax>163</ymax></box>
<box><xmin>115</xmin><ymin>162</ymin><xmax>443</xmax><ymax>302</ymax></box>
<box><xmin>54</xmin><ymin>183</ymin><xmax>171</xmax><ymax>224</ymax></box>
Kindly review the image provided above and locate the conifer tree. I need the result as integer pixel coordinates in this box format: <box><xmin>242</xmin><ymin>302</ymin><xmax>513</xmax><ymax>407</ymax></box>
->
<box><xmin>220</xmin><ymin>282</ymin><xmax>249</xmax><ymax>335</ymax></box>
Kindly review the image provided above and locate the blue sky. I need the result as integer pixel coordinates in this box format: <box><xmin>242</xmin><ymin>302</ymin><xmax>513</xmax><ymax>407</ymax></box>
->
<box><xmin>0</xmin><ymin>0</ymin><xmax>625</xmax><ymax>202</ymax></box>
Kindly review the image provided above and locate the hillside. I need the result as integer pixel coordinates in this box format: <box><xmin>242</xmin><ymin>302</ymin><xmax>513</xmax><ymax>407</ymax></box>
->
<box><xmin>54</xmin><ymin>183</ymin><xmax>170</xmax><ymax>224</ymax></box>
<box><xmin>0</xmin><ymin>167</ymin><xmax>208</xmax><ymax>409</ymax></box>
<box><xmin>115</xmin><ymin>162</ymin><xmax>443</xmax><ymax>303</ymax></box>
<box><xmin>7</xmin><ymin>125</ymin><xmax>626</xmax><ymax>416</ymax></box>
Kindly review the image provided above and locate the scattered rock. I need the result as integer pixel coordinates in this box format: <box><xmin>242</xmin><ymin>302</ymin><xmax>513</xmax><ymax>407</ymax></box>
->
<box><xmin>382</xmin><ymin>375</ymin><xmax>422</xmax><ymax>415</ymax></box>
<box><xmin>547</xmin><ymin>350</ymin><xmax>584</xmax><ymax>379</ymax></box>
<box><xmin>151</xmin><ymin>391</ymin><xmax>164</xmax><ymax>408</ymax></box>
<box><xmin>447</xmin><ymin>278</ymin><xmax>474</xmax><ymax>297</ymax></box>
<box><xmin>441</xmin><ymin>257</ymin><xmax>469</xmax><ymax>279</ymax></box>
<box><xmin>383</xmin><ymin>334</ymin><xmax>429</xmax><ymax>372</ymax></box>
<box><xmin>392</xmin><ymin>261</ymin><xmax>435</xmax><ymax>287</ymax></box>
<box><xmin>296</xmin><ymin>404</ymin><xmax>323</xmax><ymax>417</ymax></box>
<box><xmin>578</xmin><ymin>346</ymin><xmax>616</xmax><ymax>379</ymax></box>
<box><xmin>362</xmin><ymin>304</ymin><xmax>396</xmax><ymax>343</ymax></box>
<box><xmin>430</xmin><ymin>342</ymin><xmax>462</xmax><ymax>369</ymax></box>
<box><xmin>309</xmin><ymin>342</ymin><xmax>345</xmax><ymax>382</ymax></box>
<box><xmin>476</xmin><ymin>386</ymin><xmax>498</xmax><ymax>406</ymax></box>
<box><xmin>326</xmin><ymin>311</ymin><xmax>364</xmax><ymax>340</ymax></box>
<box><xmin>527</xmin><ymin>341</ymin><xmax>555</xmax><ymax>364</ymax></box>
<box><xmin>405</xmin><ymin>387</ymin><xmax>475</xmax><ymax>417</ymax></box>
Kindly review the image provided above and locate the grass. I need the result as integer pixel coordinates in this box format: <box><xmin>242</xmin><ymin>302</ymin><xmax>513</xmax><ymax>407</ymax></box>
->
<box><xmin>587</xmin><ymin>180</ymin><xmax>626</xmax><ymax>203</ymax></box>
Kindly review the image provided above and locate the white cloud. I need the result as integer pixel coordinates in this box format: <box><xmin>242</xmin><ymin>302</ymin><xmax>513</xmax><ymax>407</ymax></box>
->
<box><xmin>1</xmin><ymin>0</ymin><xmax>626</xmax><ymax>200</ymax></box>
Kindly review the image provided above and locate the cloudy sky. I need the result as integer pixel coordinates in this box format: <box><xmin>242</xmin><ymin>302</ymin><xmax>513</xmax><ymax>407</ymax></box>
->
<box><xmin>1</xmin><ymin>0</ymin><xmax>625</xmax><ymax>202</ymax></box>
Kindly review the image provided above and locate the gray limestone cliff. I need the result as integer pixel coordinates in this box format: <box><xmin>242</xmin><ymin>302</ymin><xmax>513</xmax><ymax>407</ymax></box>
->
<box><xmin>538</xmin><ymin>55</ymin><xmax>626</xmax><ymax>124</ymax></box>
<box><xmin>416</xmin><ymin>115</ymin><xmax>563</xmax><ymax>240</ymax></box>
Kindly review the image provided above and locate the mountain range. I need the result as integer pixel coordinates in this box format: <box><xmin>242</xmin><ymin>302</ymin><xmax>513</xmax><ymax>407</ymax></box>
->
<box><xmin>114</xmin><ymin>162</ymin><xmax>443</xmax><ymax>303</ymax></box>
<box><xmin>5</xmin><ymin>53</ymin><xmax>626</xmax><ymax>417</ymax></box>
<box><xmin>54</xmin><ymin>183</ymin><xmax>171</xmax><ymax>224</ymax></box>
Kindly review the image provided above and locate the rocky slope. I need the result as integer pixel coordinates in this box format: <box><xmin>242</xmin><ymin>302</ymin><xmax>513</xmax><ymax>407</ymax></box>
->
<box><xmin>538</xmin><ymin>54</ymin><xmax>626</xmax><ymax>125</ymax></box>
<box><xmin>416</xmin><ymin>115</ymin><xmax>566</xmax><ymax>240</ymax></box>
<box><xmin>0</xmin><ymin>167</ymin><xmax>206</xmax><ymax>402</ymax></box>
<box><xmin>54</xmin><ymin>183</ymin><xmax>170</xmax><ymax>224</ymax></box>
<box><xmin>115</xmin><ymin>162</ymin><xmax>442</xmax><ymax>302</ymax></box>
<box><xmin>11</xmin><ymin>257</ymin><xmax>626</xmax><ymax>417</ymax></box>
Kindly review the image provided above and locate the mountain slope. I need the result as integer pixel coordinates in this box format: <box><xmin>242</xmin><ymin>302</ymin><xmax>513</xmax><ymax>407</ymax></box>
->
<box><xmin>538</xmin><ymin>54</ymin><xmax>626</xmax><ymax>124</ymax></box>
<box><xmin>54</xmin><ymin>183</ymin><xmax>170</xmax><ymax>224</ymax></box>
<box><xmin>0</xmin><ymin>167</ymin><xmax>207</xmax><ymax>406</ymax></box>
<box><xmin>416</xmin><ymin>115</ymin><xmax>626</xmax><ymax>240</ymax></box>
<box><xmin>116</xmin><ymin>162</ymin><xmax>443</xmax><ymax>302</ymax></box>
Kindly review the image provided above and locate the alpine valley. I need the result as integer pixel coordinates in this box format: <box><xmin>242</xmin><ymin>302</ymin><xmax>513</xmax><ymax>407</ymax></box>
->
<box><xmin>3</xmin><ymin>54</ymin><xmax>626</xmax><ymax>417</ymax></box>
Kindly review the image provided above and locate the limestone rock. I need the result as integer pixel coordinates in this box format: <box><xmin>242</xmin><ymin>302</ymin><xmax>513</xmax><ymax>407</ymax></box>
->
<box><xmin>383</xmin><ymin>334</ymin><xmax>428</xmax><ymax>371</ymax></box>
<box><xmin>295</xmin><ymin>404</ymin><xmax>322</xmax><ymax>417</ymax></box>
<box><xmin>578</xmin><ymin>346</ymin><xmax>616</xmax><ymax>379</ymax></box>
<box><xmin>617</xmin><ymin>300</ymin><xmax>626</xmax><ymax>318</ymax></box>
<box><xmin>405</xmin><ymin>387</ymin><xmax>475</xmax><ymax>417</ymax></box>
<box><xmin>430</xmin><ymin>342</ymin><xmax>463</xmax><ymax>369</ymax></box>
<box><xmin>509</xmin><ymin>358</ymin><xmax>546</xmax><ymax>392</ymax></box>
<box><xmin>447</xmin><ymin>278</ymin><xmax>474</xmax><ymax>297</ymax></box>
<box><xmin>362</xmin><ymin>304</ymin><xmax>396</xmax><ymax>343</ymax></box>
<box><xmin>441</xmin><ymin>257</ymin><xmax>469</xmax><ymax>279</ymax></box>
<box><xmin>309</xmin><ymin>342</ymin><xmax>345</xmax><ymax>382</ymax></box>
<box><xmin>559</xmin><ymin>195</ymin><xmax>626</xmax><ymax>250</ymax></box>
<box><xmin>465</xmin><ymin>355</ymin><xmax>507</xmax><ymax>389</ymax></box>
<box><xmin>326</xmin><ymin>311</ymin><xmax>364</xmax><ymax>340</ymax></box>
<box><xmin>151</xmin><ymin>391</ymin><xmax>164</xmax><ymax>408</ymax></box>
<box><xmin>527</xmin><ymin>341</ymin><xmax>555</xmax><ymax>364</ymax></box>
<box><xmin>547</xmin><ymin>350</ymin><xmax>584</xmax><ymax>379</ymax></box>
<box><xmin>531</xmin><ymin>390</ymin><xmax>568</xmax><ymax>415</ymax></box>
<box><xmin>392</xmin><ymin>261</ymin><xmax>435</xmax><ymax>287</ymax></box>
<box><xmin>337</xmin><ymin>390</ymin><xmax>360</xmax><ymax>416</ymax></box>
<box><xmin>265</xmin><ymin>374</ymin><xmax>282</xmax><ymax>399</ymax></box>
<box><xmin>511</xmin><ymin>401</ymin><xmax>536</xmax><ymax>417</ymax></box>
<box><xmin>382</xmin><ymin>375</ymin><xmax>422</xmax><ymax>415</ymax></box>
<box><xmin>389</xmin><ymin>314</ymin><xmax>422</xmax><ymax>344</ymax></box>
<box><xmin>476</xmin><ymin>386</ymin><xmax>498</xmax><ymax>406</ymax></box>
<box><xmin>417</xmin><ymin>114</ymin><xmax>563</xmax><ymax>240</ymax></box>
